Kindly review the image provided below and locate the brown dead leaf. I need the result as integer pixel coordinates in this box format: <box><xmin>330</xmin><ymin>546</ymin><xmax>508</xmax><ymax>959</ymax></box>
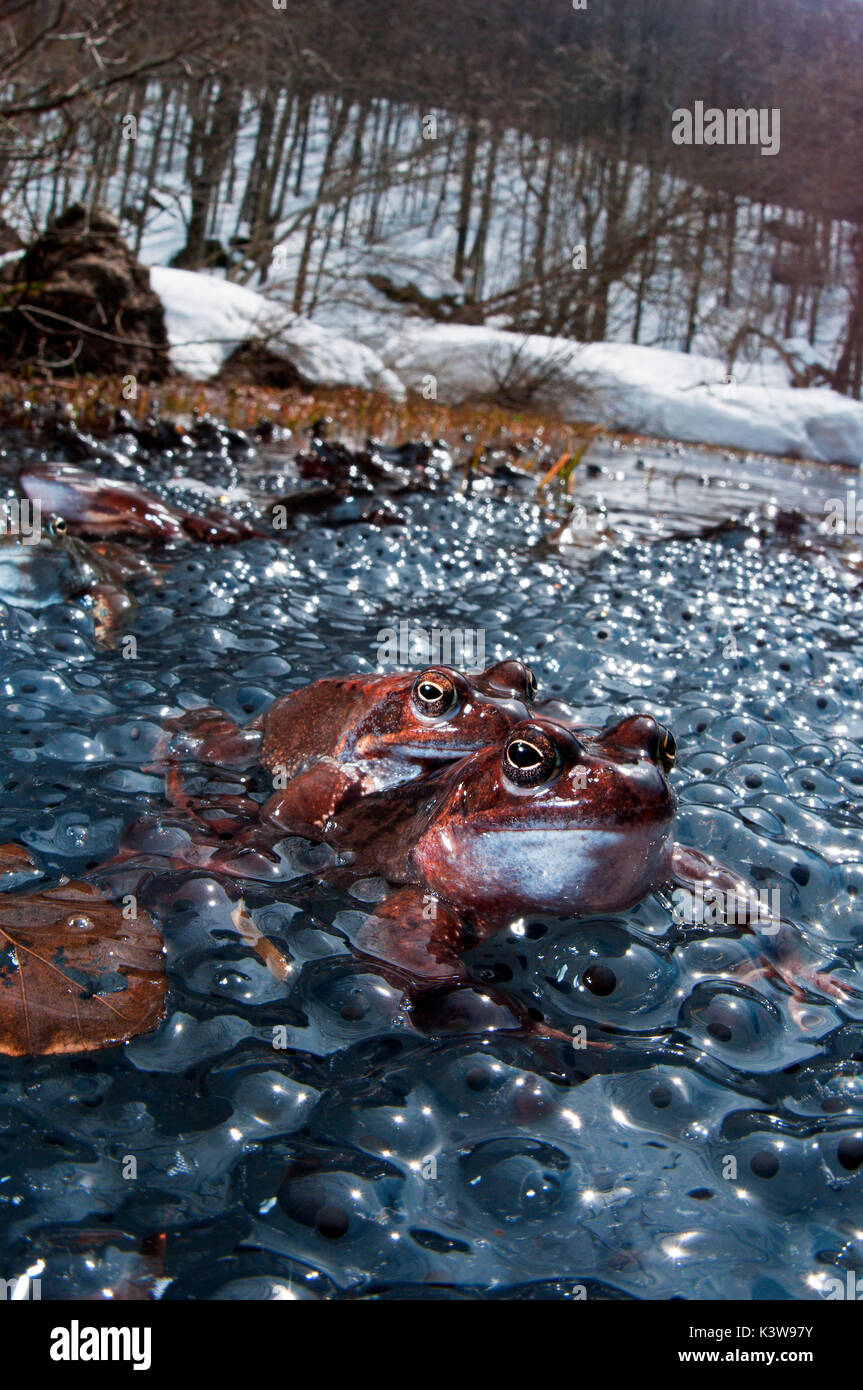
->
<box><xmin>0</xmin><ymin>878</ymin><xmax>166</xmax><ymax>1056</ymax></box>
<box><xmin>0</xmin><ymin>843</ymin><xmax>43</xmax><ymax>891</ymax></box>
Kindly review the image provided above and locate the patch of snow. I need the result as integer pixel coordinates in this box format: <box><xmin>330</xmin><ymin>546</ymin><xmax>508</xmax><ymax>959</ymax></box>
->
<box><xmin>382</xmin><ymin>323</ymin><xmax>863</xmax><ymax>466</ymax></box>
<box><xmin>148</xmin><ymin>266</ymin><xmax>863</xmax><ymax>465</ymax></box>
<box><xmin>278</xmin><ymin>317</ymin><xmax>404</xmax><ymax>399</ymax></box>
<box><xmin>149</xmin><ymin>265</ymin><xmax>404</xmax><ymax>397</ymax></box>
<box><xmin>149</xmin><ymin>267</ymin><xmax>272</xmax><ymax>378</ymax></box>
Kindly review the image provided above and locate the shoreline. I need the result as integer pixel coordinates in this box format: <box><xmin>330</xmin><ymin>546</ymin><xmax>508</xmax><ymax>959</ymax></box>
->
<box><xmin>0</xmin><ymin>372</ymin><xmax>854</xmax><ymax>477</ymax></box>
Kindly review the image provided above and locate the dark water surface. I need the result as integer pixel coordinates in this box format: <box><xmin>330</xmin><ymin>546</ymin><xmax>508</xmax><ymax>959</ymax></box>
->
<box><xmin>1</xmin><ymin>425</ymin><xmax>862</xmax><ymax>1301</ymax></box>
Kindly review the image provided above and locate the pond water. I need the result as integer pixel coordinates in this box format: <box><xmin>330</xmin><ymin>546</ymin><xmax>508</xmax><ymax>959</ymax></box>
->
<box><xmin>0</xmin><ymin>423</ymin><xmax>862</xmax><ymax>1300</ymax></box>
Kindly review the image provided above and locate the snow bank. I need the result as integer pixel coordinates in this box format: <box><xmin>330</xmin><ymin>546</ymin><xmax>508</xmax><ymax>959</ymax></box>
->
<box><xmin>149</xmin><ymin>268</ymin><xmax>863</xmax><ymax>465</ymax></box>
<box><xmin>382</xmin><ymin>323</ymin><xmax>863</xmax><ymax>466</ymax></box>
<box><xmin>149</xmin><ymin>266</ymin><xmax>404</xmax><ymax>397</ymax></box>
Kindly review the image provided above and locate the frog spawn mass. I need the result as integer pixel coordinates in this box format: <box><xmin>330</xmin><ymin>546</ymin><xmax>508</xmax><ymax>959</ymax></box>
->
<box><xmin>0</xmin><ymin>428</ymin><xmax>862</xmax><ymax>1300</ymax></box>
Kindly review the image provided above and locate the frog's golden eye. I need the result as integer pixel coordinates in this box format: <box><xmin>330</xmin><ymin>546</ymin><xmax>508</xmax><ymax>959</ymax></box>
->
<box><xmin>411</xmin><ymin>669</ymin><xmax>458</xmax><ymax>718</ymax></box>
<box><xmin>503</xmin><ymin>727</ymin><xmax>561</xmax><ymax>788</ymax></box>
<box><xmin>525</xmin><ymin>665</ymin><xmax>538</xmax><ymax>700</ymax></box>
<box><xmin>658</xmin><ymin>727</ymin><xmax>677</xmax><ymax>770</ymax></box>
<box><xmin>48</xmin><ymin>514</ymin><xmax>67</xmax><ymax>537</ymax></box>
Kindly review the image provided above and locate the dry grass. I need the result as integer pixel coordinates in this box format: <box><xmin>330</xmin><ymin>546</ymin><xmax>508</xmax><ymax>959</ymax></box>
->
<box><xmin>0</xmin><ymin>370</ymin><xmax>616</xmax><ymax>468</ymax></box>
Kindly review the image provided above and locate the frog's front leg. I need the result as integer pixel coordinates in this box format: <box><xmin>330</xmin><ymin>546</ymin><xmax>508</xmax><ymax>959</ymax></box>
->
<box><xmin>259</xmin><ymin>760</ymin><xmax>370</xmax><ymax>840</ymax></box>
<box><xmin>163</xmin><ymin>769</ymin><xmax>262</xmax><ymax>837</ymax></box>
<box><xmin>153</xmin><ymin>706</ymin><xmax>264</xmax><ymax>830</ymax></box>
<box><xmin>163</xmin><ymin>706</ymin><xmax>264</xmax><ymax>769</ymax></box>
<box><xmin>351</xmin><ymin>886</ymin><xmax>470</xmax><ymax>990</ymax></box>
<box><xmin>349</xmin><ymin>888</ymin><xmax>610</xmax><ymax>1059</ymax></box>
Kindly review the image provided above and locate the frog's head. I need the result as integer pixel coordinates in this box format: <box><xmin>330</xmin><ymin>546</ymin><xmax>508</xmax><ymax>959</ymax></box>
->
<box><xmin>410</xmin><ymin>715</ymin><xmax>677</xmax><ymax>917</ymax></box>
<box><xmin>351</xmin><ymin>662</ymin><xmax>536</xmax><ymax>769</ymax></box>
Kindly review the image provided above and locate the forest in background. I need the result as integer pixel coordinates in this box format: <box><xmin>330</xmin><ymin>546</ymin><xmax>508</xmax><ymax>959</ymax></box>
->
<box><xmin>1</xmin><ymin>0</ymin><xmax>862</xmax><ymax>394</ymax></box>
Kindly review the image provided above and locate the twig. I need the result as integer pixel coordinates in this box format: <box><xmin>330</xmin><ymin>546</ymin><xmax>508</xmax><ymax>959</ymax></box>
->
<box><xmin>18</xmin><ymin>303</ymin><xmax>170</xmax><ymax>352</ymax></box>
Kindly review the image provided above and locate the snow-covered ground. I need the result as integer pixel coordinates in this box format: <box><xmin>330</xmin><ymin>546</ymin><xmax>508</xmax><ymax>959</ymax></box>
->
<box><xmin>150</xmin><ymin>266</ymin><xmax>404</xmax><ymax>396</ymax></box>
<box><xmin>150</xmin><ymin>266</ymin><xmax>863</xmax><ymax>466</ymax></box>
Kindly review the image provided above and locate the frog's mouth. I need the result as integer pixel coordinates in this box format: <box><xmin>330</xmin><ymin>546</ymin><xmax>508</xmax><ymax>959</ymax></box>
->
<box><xmin>362</xmin><ymin>740</ymin><xmax>480</xmax><ymax>763</ymax></box>
<box><xmin>356</xmin><ymin>728</ymin><xmax>485</xmax><ymax>761</ymax></box>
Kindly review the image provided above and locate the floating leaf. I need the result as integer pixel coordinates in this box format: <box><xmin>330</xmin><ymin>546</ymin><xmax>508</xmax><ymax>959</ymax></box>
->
<box><xmin>0</xmin><ymin>878</ymin><xmax>166</xmax><ymax>1056</ymax></box>
<box><xmin>0</xmin><ymin>843</ymin><xmax>43</xmax><ymax>892</ymax></box>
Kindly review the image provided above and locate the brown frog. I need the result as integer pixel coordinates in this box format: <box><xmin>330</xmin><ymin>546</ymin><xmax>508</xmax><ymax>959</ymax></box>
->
<box><xmin>317</xmin><ymin>715</ymin><xmax>818</xmax><ymax>1002</ymax></box>
<box><xmin>164</xmin><ymin>660</ymin><xmax>539</xmax><ymax>838</ymax></box>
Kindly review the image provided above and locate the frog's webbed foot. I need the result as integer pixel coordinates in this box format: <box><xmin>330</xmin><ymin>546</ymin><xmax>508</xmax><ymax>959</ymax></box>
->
<box><xmin>352</xmin><ymin>887</ymin><xmax>470</xmax><ymax>991</ymax></box>
<box><xmin>730</xmin><ymin>956</ymin><xmax>851</xmax><ymax>1024</ymax></box>
<box><xmin>259</xmin><ymin>762</ymin><xmax>368</xmax><ymax>841</ymax></box>
<box><xmin>162</xmin><ymin>706</ymin><xmax>263</xmax><ymax>770</ymax></box>
<box><xmin>91</xmin><ymin>816</ymin><xmax>289</xmax><ymax>898</ymax></box>
<box><xmin>149</xmin><ymin>706</ymin><xmax>264</xmax><ymax>829</ymax></box>
<box><xmin>668</xmin><ymin>845</ymin><xmax>852</xmax><ymax>1013</ymax></box>
<box><xmin>163</xmin><ymin>764</ymin><xmax>261</xmax><ymax>837</ymax></box>
<box><xmin>666</xmin><ymin>844</ymin><xmax>775</xmax><ymax>928</ymax></box>
<box><xmin>205</xmin><ymin>824</ymin><xmax>295</xmax><ymax>882</ymax></box>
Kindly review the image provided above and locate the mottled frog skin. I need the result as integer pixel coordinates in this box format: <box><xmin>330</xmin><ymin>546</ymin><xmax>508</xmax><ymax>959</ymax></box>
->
<box><xmin>166</xmin><ymin>660</ymin><xmax>538</xmax><ymax>837</ymax></box>
<box><xmin>257</xmin><ymin>659</ymin><xmax>537</xmax><ymax>834</ymax></box>
<box><xmin>117</xmin><ymin>703</ymin><xmax>834</xmax><ymax>1013</ymax></box>
<box><xmin>328</xmin><ymin>715</ymin><xmax>678</xmax><ymax>916</ymax></box>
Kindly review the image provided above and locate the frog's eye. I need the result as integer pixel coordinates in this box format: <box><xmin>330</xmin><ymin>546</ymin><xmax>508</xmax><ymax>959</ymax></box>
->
<box><xmin>48</xmin><ymin>514</ymin><xmax>67</xmax><ymax>537</ymax></box>
<box><xmin>525</xmin><ymin>665</ymin><xmax>538</xmax><ymax>700</ymax></box>
<box><xmin>658</xmin><ymin>727</ymin><xmax>677</xmax><ymax>770</ymax></box>
<box><xmin>411</xmin><ymin>669</ymin><xmax>458</xmax><ymax>718</ymax></box>
<box><xmin>503</xmin><ymin>727</ymin><xmax>561</xmax><ymax>788</ymax></box>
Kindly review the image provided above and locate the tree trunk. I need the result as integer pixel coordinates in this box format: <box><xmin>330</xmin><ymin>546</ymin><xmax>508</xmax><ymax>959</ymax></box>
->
<box><xmin>293</xmin><ymin>96</ymin><xmax>350</xmax><ymax>314</ymax></box>
<box><xmin>466</xmin><ymin>129</ymin><xmax>500</xmax><ymax>299</ymax></box>
<box><xmin>453</xmin><ymin>117</ymin><xmax>479</xmax><ymax>283</ymax></box>
<box><xmin>683</xmin><ymin>202</ymin><xmax>712</xmax><ymax>353</ymax></box>
<box><xmin>533</xmin><ymin>139</ymin><xmax>556</xmax><ymax>289</ymax></box>
<box><xmin>241</xmin><ymin>87</ymin><xmax>277</xmax><ymax>234</ymax></box>
<box><xmin>833</xmin><ymin>225</ymin><xmax>863</xmax><ymax>397</ymax></box>
<box><xmin>340</xmin><ymin>101</ymin><xmax>370</xmax><ymax>248</ymax></box>
<box><xmin>292</xmin><ymin>90</ymin><xmax>312</xmax><ymax>197</ymax></box>
<box><xmin>178</xmin><ymin>79</ymin><xmax>240</xmax><ymax>269</ymax></box>
<box><xmin>134</xmin><ymin>90</ymin><xmax>169</xmax><ymax>257</ymax></box>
